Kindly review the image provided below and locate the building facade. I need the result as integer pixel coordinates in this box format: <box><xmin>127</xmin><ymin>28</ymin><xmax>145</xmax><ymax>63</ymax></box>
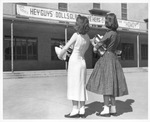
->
<box><xmin>3</xmin><ymin>3</ymin><xmax>148</xmax><ymax>71</ymax></box>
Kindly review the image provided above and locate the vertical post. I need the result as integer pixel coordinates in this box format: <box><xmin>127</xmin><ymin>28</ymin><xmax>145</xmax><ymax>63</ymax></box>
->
<box><xmin>65</xmin><ymin>24</ymin><xmax>68</xmax><ymax>70</ymax></box>
<box><xmin>137</xmin><ymin>33</ymin><xmax>140</xmax><ymax>68</ymax></box>
<box><xmin>11</xmin><ymin>21</ymin><xmax>14</xmax><ymax>72</ymax></box>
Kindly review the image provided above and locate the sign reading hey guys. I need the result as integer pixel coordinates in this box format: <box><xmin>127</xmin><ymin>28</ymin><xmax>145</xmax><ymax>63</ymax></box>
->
<box><xmin>16</xmin><ymin>4</ymin><xmax>140</xmax><ymax>29</ymax></box>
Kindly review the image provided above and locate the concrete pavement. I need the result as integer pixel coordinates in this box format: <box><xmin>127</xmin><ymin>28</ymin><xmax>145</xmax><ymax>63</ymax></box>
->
<box><xmin>3</xmin><ymin>69</ymin><xmax>148</xmax><ymax>120</ymax></box>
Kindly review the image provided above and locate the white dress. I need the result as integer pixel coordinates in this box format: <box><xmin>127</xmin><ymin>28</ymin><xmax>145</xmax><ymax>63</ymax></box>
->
<box><xmin>67</xmin><ymin>33</ymin><xmax>90</xmax><ymax>101</ymax></box>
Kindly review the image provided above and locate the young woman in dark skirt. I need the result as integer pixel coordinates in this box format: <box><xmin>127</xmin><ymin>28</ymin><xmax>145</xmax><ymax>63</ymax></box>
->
<box><xmin>86</xmin><ymin>13</ymin><xmax>128</xmax><ymax>117</ymax></box>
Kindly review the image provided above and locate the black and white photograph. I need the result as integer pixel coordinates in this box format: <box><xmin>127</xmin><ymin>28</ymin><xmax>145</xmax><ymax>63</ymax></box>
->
<box><xmin>1</xmin><ymin>0</ymin><xmax>149</xmax><ymax>121</ymax></box>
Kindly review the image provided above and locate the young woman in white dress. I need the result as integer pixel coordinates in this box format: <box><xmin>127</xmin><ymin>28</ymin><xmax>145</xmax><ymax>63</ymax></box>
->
<box><xmin>58</xmin><ymin>15</ymin><xmax>90</xmax><ymax>118</ymax></box>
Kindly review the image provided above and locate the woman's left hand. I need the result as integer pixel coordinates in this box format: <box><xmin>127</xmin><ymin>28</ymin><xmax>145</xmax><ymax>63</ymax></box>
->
<box><xmin>90</xmin><ymin>38</ymin><xmax>97</xmax><ymax>47</ymax></box>
<box><xmin>93</xmin><ymin>47</ymin><xmax>98</xmax><ymax>53</ymax></box>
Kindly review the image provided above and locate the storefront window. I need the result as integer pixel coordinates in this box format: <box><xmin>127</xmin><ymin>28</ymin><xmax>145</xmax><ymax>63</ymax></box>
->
<box><xmin>4</xmin><ymin>37</ymin><xmax>12</xmax><ymax>60</ymax></box>
<box><xmin>16</xmin><ymin>38</ymin><xmax>22</xmax><ymax>60</ymax></box>
<box><xmin>51</xmin><ymin>38</ymin><xmax>65</xmax><ymax>60</ymax></box>
<box><xmin>141</xmin><ymin>44</ymin><xmax>148</xmax><ymax>60</ymax></box>
<box><xmin>4</xmin><ymin>36</ymin><xmax>38</xmax><ymax>60</ymax></box>
<box><xmin>121</xmin><ymin>43</ymin><xmax>134</xmax><ymax>60</ymax></box>
<box><xmin>28</xmin><ymin>39</ymin><xmax>37</xmax><ymax>60</ymax></box>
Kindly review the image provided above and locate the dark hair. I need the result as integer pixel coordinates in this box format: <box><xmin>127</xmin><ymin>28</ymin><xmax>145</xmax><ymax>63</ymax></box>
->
<box><xmin>74</xmin><ymin>15</ymin><xmax>90</xmax><ymax>35</ymax></box>
<box><xmin>105</xmin><ymin>13</ymin><xmax>118</xmax><ymax>31</ymax></box>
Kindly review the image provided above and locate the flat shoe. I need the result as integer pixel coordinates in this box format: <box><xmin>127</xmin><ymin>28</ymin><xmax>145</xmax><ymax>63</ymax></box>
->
<box><xmin>96</xmin><ymin>112</ymin><xmax>111</xmax><ymax>117</ymax></box>
<box><xmin>110</xmin><ymin>113</ymin><xmax>118</xmax><ymax>116</ymax></box>
<box><xmin>64</xmin><ymin>113</ymin><xmax>79</xmax><ymax>118</ymax></box>
<box><xmin>79</xmin><ymin>114</ymin><xmax>86</xmax><ymax>118</ymax></box>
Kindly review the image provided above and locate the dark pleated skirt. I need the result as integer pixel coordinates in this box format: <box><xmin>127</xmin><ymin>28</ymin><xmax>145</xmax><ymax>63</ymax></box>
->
<box><xmin>86</xmin><ymin>51</ymin><xmax>128</xmax><ymax>97</ymax></box>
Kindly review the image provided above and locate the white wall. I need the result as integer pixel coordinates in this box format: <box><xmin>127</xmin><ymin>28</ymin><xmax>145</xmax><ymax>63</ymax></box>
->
<box><xmin>101</xmin><ymin>3</ymin><xmax>121</xmax><ymax>19</ymax></box>
<box><xmin>101</xmin><ymin>3</ymin><xmax>148</xmax><ymax>22</ymax></box>
<box><xmin>69</xmin><ymin>3</ymin><xmax>92</xmax><ymax>14</ymax></box>
<box><xmin>3</xmin><ymin>3</ymin><xmax>15</xmax><ymax>15</ymax></box>
<box><xmin>28</xmin><ymin>3</ymin><xmax>58</xmax><ymax>10</ymax></box>
<box><xmin>128</xmin><ymin>3</ymin><xmax>148</xmax><ymax>22</ymax></box>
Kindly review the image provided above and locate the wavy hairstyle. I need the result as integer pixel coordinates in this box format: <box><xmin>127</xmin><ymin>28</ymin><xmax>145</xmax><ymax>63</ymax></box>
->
<box><xmin>105</xmin><ymin>13</ymin><xmax>118</xmax><ymax>31</ymax></box>
<box><xmin>74</xmin><ymin>15</ymin><xmax>90</xmax><ymax>35</ymax></box>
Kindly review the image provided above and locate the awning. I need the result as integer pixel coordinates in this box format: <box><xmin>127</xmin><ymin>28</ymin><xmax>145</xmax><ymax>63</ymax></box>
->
<box><xmin>89</xmin><ymin>9</ymin><xmax>110</xmax><ymax>16</ymax></box>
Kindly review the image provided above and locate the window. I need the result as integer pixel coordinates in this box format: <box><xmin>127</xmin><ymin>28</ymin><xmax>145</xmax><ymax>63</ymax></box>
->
<box><xmin>141</xmin><ymin>44</ymin><xmax>148</xmax><ymax>60</ymax></box>
<box><xmin>121</xmin><ymin>43</ymin><xmax>134</xmax><ymax>60</ymax></box>
<box><xmin>4</xmin><ymin>37</ymin><xmax>12</xmax><ymax>60</ymax></box>
<box><xmin>4</xmin><ymin>36</ymin><xmax>38</xmax><ymax>60</ymax></box>
<box><xmin>51</xmin><ymin>38</ymin><xmax>65</xmax><ymax>60</ymax></box>
<box><xmin>27</xmin><ymin>39</ymin><xmax>37</xmax><ymax>60</ymax></box>
<box><xmin>58</xmin><ymin>3</ymin><xmax>68</xmax><ymax>11</ymax></box>
<box><xmin>93</xmin><ymin>3</ymin><xmax>100</xmax><ymax>9</ymax></box>
<box><xmin>121</xmin><ymin>3</ymin><xmax>127</xmax><ymax>20</ymax></box>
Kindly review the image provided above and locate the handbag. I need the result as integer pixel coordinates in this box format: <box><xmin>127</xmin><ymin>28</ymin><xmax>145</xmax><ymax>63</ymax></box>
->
<box><xmin>55</xmin><ymin>46</ymin><xmax>66</xmax><ymax>60</ymax></box>
<box><xmin>55</xmin><ymin>44</ymin><xmax>73</xmax><ymax>61</ymax></box>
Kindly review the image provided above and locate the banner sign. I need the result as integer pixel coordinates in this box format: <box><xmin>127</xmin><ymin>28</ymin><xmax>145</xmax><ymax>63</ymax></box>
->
<box><xmin>16</xmin><ymin>4</ymin><xmax>105</xmax><ymax>25</ymax></box>
<box><xmin>118</xmin><ymin>19</ymin><xmax>140</xmax><ymax>29</ymax></box>
<box><xmin>16</xmin><ymin>4</ymin><xmax>140</xmax><ymax>29</ymax></box>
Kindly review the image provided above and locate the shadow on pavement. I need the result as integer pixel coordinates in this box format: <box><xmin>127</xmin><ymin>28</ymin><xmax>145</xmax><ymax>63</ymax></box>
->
<box><xmin>85</xmin><ymin>99</ymin><xmax>135</xmax><ymax>117</ymax></box>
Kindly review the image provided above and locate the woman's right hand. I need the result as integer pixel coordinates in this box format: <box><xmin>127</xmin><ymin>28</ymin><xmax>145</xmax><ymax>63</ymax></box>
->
<box><xmin>90</xmin><ymin>37</ymin><xmax>97</xmax><ymax>47</ymax></box>
<box><xmin>93</xmin><ymin>47</ymin><xmax>97</xmax><ymax>53</ymax></box>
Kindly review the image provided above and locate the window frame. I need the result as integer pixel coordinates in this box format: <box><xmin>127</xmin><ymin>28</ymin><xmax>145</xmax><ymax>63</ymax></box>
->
<box><xmin>58</xmin><ymin>3</ymin><xmax>68</xmax><ymax>11</ymax></box>
<box><xmin>93</xmin><ymin>3</ymin><xmax>100</xmax><ymax>9</ymax></box>
<box><xmin>121</xmin><ymin>43</ymin><xmax>134</xmax><ymax>60</ymax></box>
<box><xmin>141</xmin><ymin>44</ymin><xmax>148</xmax><ymax>60</ymax></box>
<box><xmin>4</xmin><ymin>36</ymin><xmax>38</xmax><ymax>61</ymax></box>
<box><xmin>121</xmin><ymin>3</ymin><xmax>127</xmax><ymax>20</ymax></box>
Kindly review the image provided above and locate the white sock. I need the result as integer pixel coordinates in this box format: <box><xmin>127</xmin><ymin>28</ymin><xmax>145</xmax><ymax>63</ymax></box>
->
<box><xmin>70</xmin><ymin>107</ymin><xmax>79</xmax><ymax>116</ymax></box>
<box><xmin>79</xmin><ymin>106</ymin><xmax>85</xmax><ymax>114</ymax></box>
<box><xmin>110</xmin><ymin>105</ymin><xmax>116</xmax><ymax>113</ymax></box>
<box><xmin>101</xmin><ymin>105</ymin><xmax>110</xmax><ymax>115</ymax></box>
